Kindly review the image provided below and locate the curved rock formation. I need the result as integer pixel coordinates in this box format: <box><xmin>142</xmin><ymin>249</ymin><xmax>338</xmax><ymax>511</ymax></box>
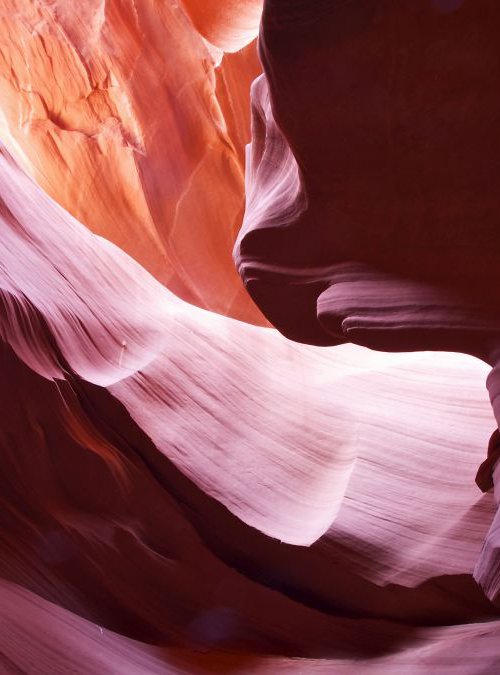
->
<box><xmin>234</xmin><ymin>0</ymin><xmax>500</xmax><ymax>628</ymax></box>
<box><xmin>2</xmin><ymin>138</ymin><xmax>500</xmax><ymax>669</ymax></box>
<box><xmin>182</xmin><ymin>0</ymin><xmax>263</xmax><ymax>52</ymax></box>
<box><xmin>0</xmin><ymin>0</ymin><xmax>264</xmax><ymax>322</ymax></box>
<box><xmin>3</xmin><ymin>0</ymin><xmax>500</xmax><ymax>671</ymax></box>
<box><xmin>236</xmin><ymin>0</ymin><xmax>500</xmax><ymax>351</ymax></box>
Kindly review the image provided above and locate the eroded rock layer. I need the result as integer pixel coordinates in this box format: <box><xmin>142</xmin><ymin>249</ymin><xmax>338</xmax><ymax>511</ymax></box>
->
<box><xmin>2</xmin><ymin>142</ymin><xmax>500</xmax><ymax>670</ymax></box>
<box><xmin>3</xmin><ymin>0</ymin><xmax>500</xmax><ymax>671</ymax></box>
<box><xmin>235</xmin><ymin>0</ymin><xmax>500</xmax><ymax>356</ymax></box>
<box><xmin>0</xmin><ymin>0</ymin><xmax>263</xmax><ymax>322</ymax></box>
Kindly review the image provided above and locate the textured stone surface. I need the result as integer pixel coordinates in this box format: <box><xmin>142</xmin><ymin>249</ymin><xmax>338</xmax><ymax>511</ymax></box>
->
<box><xmin>3</xmin><ymin>1</ymin><xmax>500</xmax><ymax>671</ymax></box>
<box><xmin>0</xmin><ymin>0</ymin><xmax>263</xmax><ymax>322</ymax></box>
<box><xmin>182</xmin><ymin>0</ymin><xmax>262</xmax><ymax>51</ymax></box>
<box><xmin>236</xmin><ymin>0</ymin><xmax>500</xmax><ymax>351</ymax></box>
<box><xmin>2</xmin><ymin>142</ymin><xmax>500</xmax><ymax>670</ymax></box>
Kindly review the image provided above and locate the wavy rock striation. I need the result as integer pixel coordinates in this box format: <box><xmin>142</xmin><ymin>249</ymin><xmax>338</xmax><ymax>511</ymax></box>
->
<box><xmin>2</xmin><ymin>138</ymin><xmax>500</xmax><ymax>669</ymax></box>
<box><xmin>235</xmin><ymin>0</ymin><xmax>500</xmax><ymax>609</ymax></box>
<box><xmin>2</xmin><ymin>0</ymin><xmax>500</xmax><ymax>671</ymax></box>
<box><xmin>182</xmin><ymin>0</ymin><xmax>263</xmax><ymax>52</ymax></box>
<box><xmin>236</xmin><ymin>0</ymin><xmax>500</xmax><ymax>352</ymax></box>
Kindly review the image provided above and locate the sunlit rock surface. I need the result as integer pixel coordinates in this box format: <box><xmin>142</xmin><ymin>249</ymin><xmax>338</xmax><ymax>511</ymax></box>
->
<box><xmin>0</xmin><ymin>0</ymin><xmax>263</xmax><ymax>322</ymax></box>
<box><xmin>2</xmin><ymin>143</ymin><xmax>500</xmax><ymax>670</ymax></box>
<box><xmin>3</xmin><ymin>0</ymin><xmax>500</xmax><ymax>671</ymax></box>
<box><xmin>182</xmin><ymin>0</ymin><xmax>262</xmax><ymax>52</ymax></box>
<box><xmin>235</xmin><ymin>2</ymin><xmax>500</xmax><ymax>620</ymax></box>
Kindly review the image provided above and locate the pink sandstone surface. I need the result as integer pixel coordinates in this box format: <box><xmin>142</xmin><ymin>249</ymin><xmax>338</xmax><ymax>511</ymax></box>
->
<box><xmin>2</xmin><ymin>0</ymin><xmax>500</xmax><ymax>672</ymax></box>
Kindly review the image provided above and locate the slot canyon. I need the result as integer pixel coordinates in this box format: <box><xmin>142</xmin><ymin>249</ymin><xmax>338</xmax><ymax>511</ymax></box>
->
<box><xmin>1</xmin><ymin>1</ymin><xmax>500</xmax><ymax>672</ymax></box>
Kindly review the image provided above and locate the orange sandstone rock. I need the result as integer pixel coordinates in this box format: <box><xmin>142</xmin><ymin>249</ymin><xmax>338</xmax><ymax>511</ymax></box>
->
<box><xmin>182</xmin><ymin>0</ymin><xmax>262</xmax><ymax>52</ymax></box>
<box><xmin>0</xmin><ymin>0</ymin><xmax>264</xmax><ymax>323</ymax></box>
